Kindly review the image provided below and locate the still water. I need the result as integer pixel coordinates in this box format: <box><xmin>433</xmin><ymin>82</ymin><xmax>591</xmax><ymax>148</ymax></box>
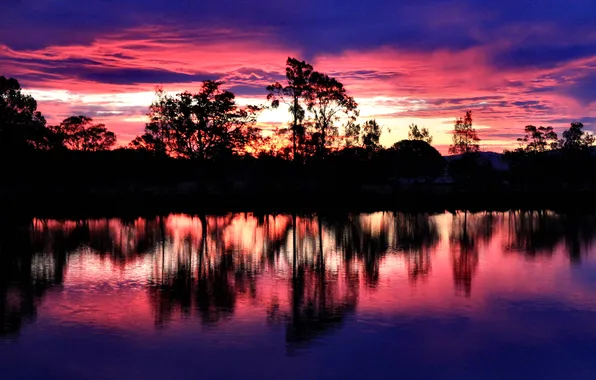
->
<box><xmin>1</xmin><ymin>211</ymin><xmax>596</xmax><ymax>379</ymax></box>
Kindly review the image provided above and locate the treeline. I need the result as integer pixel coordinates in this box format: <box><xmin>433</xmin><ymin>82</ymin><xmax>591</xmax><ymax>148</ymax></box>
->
<box><xmin>2</xmin><ymin>57</ymin><xmax>596</xmax><ymax>212</ymax></box>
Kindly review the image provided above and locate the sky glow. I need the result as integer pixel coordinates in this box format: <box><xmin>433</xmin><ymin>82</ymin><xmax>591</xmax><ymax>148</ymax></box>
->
<box><xmin>2</xmin><ymin>0</ymin><xmax>595</xmax><ymax>152</ymax></box>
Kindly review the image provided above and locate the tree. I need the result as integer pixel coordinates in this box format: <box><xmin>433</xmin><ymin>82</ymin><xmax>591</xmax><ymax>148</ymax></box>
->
<box><xmin>129</xmin><ymin>132</ymin><xmax>166</xmax><ymax>154</ymax></box>
<box><xmin>390</xmin><ymin>140</ymin><xmax>445</xmax><ymax>179</ymax></box>
<box><xmin>449</xmin><ymin>110</ymin><xmax>480</xmax><ymax>155</ymax></box>
<box><xmin>51</xmin><ymin>116</ymin><xmax>116</xmax><ymax>151</ymax></box>
<box><xmin>306</xmin><ymin>71</ymin><xmax>358</xmax><ymax>157</ymax></box>
<box><xmin>408</xmin><ymin>124</ymin><xmax>432</xmax><ymax>144</ymax></box>
<box><xmin>267</xmin><ymin>58</ymin><xmax>314</xmax><ymax>161</ymax></box>
<box><xmin>344</xmin><ymin>121</ymin><xmax>361</xmax><ymax>148</ymax></box>
<box><xmin>557</xmin><ymin>122</ymin><xmax>596</xmax><ymax>186</ymax></box>
<box><xmin>134</xmin><ymin>81</ymin><xmax>261</xmax><ymax>160</ymax></box>
<box><xmin>361</xmin><ymin>120</ymin><xmax>382</xmax><ymax>151</ymax></box>
<box><xmin>560</xmin><ymin>122</ymin><xmax>595</xmax><ymax>151</ymax></box>
<box><xmin>0</xmin><ymin>76</ymin><xmax>53</xmax><ymax>152</ymax></box>
<box><xmin>343</xmin><ymin>119</ymin><xmax>385</xmax><ymax>153</ymax></box>
<box><xmin>516</xmin><ymin>125</ymin><xmax>558</xmax><ymax>153</ymax></box>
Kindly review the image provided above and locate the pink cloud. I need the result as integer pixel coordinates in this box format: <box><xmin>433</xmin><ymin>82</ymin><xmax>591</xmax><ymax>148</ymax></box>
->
<box><xmin>2</xmin><ymin>25</ymin><xmax>595</xmax><ymax>152</ymax></box>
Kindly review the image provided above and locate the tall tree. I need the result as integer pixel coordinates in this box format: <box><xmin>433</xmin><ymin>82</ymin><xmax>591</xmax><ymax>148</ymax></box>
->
<box><xmin>133</xmin><ymin>81</ymin><xmax>261</xmax><ymax>160</ymax></box>
<box><xmin>0</xmin><ymin>76</ymin><xmax>53</xmax><ymax>152</ymax></box>
<box><xmin>449</xmin><ymin>110</ymin><xmax>480</xmax><ymax>155</ymax></box>
<box><xmin>516</xmin><ymin>125</ymin><xmax>558</xmax><ymax>153</ymax></box>
<box><xmin>51</xmin><ymin>116</ymin><xmax>116</xmax><ymax>151</ymax></box>
<box><xmin>306</xmin><ymin>71</ymin><xmax>358</xmax><ymax>157</ymax></box>
<box><xmin>560</xmin><ymin>122</ymin><xmax>595</xmax><ymax>151</ymax></box>
<box><xmin>408</xmin><ymin>124</ymin><xmax>432</xmax><ymax>144</ymax></box>
<box><xmin>267</xmin><ymin>58</ymin><xmax>314</xmax><ymax>161</ymax></box>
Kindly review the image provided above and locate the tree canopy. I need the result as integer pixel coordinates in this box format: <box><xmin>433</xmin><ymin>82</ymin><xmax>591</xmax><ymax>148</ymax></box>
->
<box><xmin>516</xmin><ymin>125</ymin><xmax>558</xmax><ymax>153</ymax></box>
<box><xmin>390</xmin><ymin>139</ymin><xmax>445</xmax><ymax>179</ymax></box>
<box><xmin>343</xmin><ymin>119</ymin><xmax>385</xmax><ymax>154</ymax></box>
<box><xmin>361</xmin><ymin>120</ymin><xmax>382</xmax><ymax>151</ymax></box>
<box><xmin>132</xmin><ymin>81</ymin><xmax>261</xmax><ymax>160</ymax></box>
<box><xmin>408</xmin><ymin>124</ymin><xmax>432</xmax><ymax>144</ymax></box>
<box><xmin>51</xmin><ymin>116</ymin><xmax>116</xmax><ymax>151</ymax></box>
<box><xmin>306</xmin><ymin>71</ymin><xmax>358</xmax><ymax>157</ymax></box>
<box><xmin>560</xmin><ymin>122</ymin><xmax>594</xmax><ymax>151</ymax></box>
<box><xmin>449</xmin><ymin>110</ymin><xmax>480</xmax><ymax>155</ymax></box>
<box><xmin>0</xmin><ymin>76</ymin><xmax>51</xmax><ymax>152</ymax></box>
<box><xmin>267</xmin><ymin>57</ymin><xmax>359</xmax><ymax>160</ymax></box>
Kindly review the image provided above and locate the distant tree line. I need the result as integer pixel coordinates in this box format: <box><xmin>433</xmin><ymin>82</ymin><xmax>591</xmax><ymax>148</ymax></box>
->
<box><xmin>1</xmin><ymin>57</ymin><xmax>596</xmax><ymax>199</ymax></box>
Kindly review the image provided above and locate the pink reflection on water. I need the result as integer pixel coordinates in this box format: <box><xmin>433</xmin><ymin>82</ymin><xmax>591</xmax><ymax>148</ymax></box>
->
<box><xmin>23</xmin><ymin>211</ymin><xmax>596</xmax><ymax>339</ymax></box>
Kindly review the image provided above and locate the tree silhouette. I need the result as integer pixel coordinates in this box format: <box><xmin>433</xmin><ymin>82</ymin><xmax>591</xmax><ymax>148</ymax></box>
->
<box><xmin>267</xmin><ymin>58</ymin><xmax>314</xmax><ymax>161</ymax></box>
<box><xmin>449</xmin><ymin>110</ymin><xmax>480</xmax><ymax>155</ymax></box>
<box><xmin>0</xmin><ymin>76</ymin><xmax>54</xmax><ymax>152</ymax></box>
<box><xmin>408</xmin><ymin>124</ymin><xmax>433</xmax><ymax>144</ymax></box>
<box><xmin>342</xmin><ymin>119</ymin><xmax>385</xmax><ymax>154</ymax></box>
<box><xmin>361</xmin><ymin>120</ymin><xmax>382</xmax><ymax>152</ymax></box>
<box><xmin>560</xmin><ymin>122</ymin><xmax>595</xmax><ymax>151</ymax></box>
<box><xmin>128</xmin><ymin>132</ymin><xmax>167</xmax><ymax>154</ymax></box>
<box><xmin>133</xmin><ymin>81</ymin><xmax>261</xmax><ymax>160</ymax></box>
<box><xmin>516</xmin><ymin>125</ymin><xmax>558</xmax><ymax>153</ymax></box>
<box><xmin>306</xmin><ymin>71</ymin><xmax>359</xmax><ymax>157</ymax></box>
<box><xmin>390</xmin><ymin>140</ymin><xmax>445</xmax><ymax>179</ymax></box>
<box><xmin>50</xmin><ymin>115</ymin><xmax>116</xmax><ymax>151</ymax></box>
<box><xmin>344</xmin><ymin>121</ymin><xmax>361</xmax><ymax>148</ymax></box>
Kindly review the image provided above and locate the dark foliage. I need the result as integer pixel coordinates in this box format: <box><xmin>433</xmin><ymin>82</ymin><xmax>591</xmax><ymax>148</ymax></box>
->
<box><xmin>390</xmin><ymin>140</ymin><xmax>445</xmax><ymax>179</ymax></box>
<box><xmin>2</xmin><ymin>70</ymin><xmax>596</xmax><ymax>213</ymax></box>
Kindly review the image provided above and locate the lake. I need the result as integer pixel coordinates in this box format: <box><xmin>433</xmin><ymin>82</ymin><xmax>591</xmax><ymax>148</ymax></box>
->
<box><xmin>1</xmin><ymin>211</ymin><xmax>596</xmax><ymax>379</ymax></box>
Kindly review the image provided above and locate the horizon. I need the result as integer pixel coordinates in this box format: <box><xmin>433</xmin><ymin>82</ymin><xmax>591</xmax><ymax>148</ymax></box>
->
<box><xmin>1</xmin><ymin>1</ymin><xmax>596</xmax><ymax>154</ymax></box>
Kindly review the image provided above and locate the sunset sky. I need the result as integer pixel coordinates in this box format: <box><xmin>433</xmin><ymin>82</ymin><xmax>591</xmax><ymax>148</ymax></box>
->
<box><xmin>1</xmin><ymin>0</ymin><xmax>595</xmax><ymax>152</ymax></box>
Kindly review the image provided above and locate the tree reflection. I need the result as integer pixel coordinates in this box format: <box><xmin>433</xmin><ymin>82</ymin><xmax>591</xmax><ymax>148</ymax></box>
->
<box><xmin>506</xmin><ymin>211</ymin><xmax>596</xmax><ymax>263</ymax></box>
<box><xmin>450</xmin><ymin>211</ymin><xmax>501</xmax><ymax>296</ymax></box>
<box><xmin>2</xmin><ymin>210</ymin><xmax>596</xmax><ymax>341</ymax></box>
<box><xmin>561</xmin><ymin>213</ymin><xmax>596</xmax><ymax>263</ymax></box>
<box><xmin>393</xmin><ymin>213</ymin><xmax>440</xmax><ymax>283</ymax></box>
<box><xmin>506</xmin><ymin>211</ymin><xmax>563</xmax><ymax>257</ymax></box>
<box><xmin>147</xmin><ymin>215</ymin><xmax>240</xmax><ymax>326</ymax></box>
<box><xmin>0</xmin><ymin>218</ymin><xmax>49</xmax><ymax>338</ymax></box>
<box><xmin>328</xmin><ymin>213</ymin><xmax>390</xmax><ymax>287</ymax></box>
<box><xmin>285</xmin><ymin>214</ymin><xmax>358</xmax><ymax>351</ymax></box>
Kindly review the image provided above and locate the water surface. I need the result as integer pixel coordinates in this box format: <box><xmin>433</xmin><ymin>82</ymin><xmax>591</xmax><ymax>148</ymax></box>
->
<box><xmin>2</xmin><ymin>211</ymin><xmax>596</xmax><ymax>379</ymax></box>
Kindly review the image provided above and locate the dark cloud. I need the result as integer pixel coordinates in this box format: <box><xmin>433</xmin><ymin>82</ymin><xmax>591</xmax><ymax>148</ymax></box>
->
<box><xmin>227</xmin><ymin>85</ymin><xmax>268</xmax><ymax>97</ymax></box>
<box><xmin>2</xmin><ymin>0</ymin><xmax>595</xmax><ymax>60</ymax></box>
<box><xmin>562</xmin><ymin>73</ymin><xmax>596</xmax><ymax>106</ymax></box>
<box><xmin>3</xmin><ymin>56</ymin><xmax>218</xmax><ymax>85</ymax></box>
<box><xmin>547</xmin><ymin>117</ymin><xmax>596</xmax><ymax>125</ymax></box>
<box><xmin>510</xmin><ymin>101</ymin><xmax>551</xmax><ymax>111</ymax></box>
<box><xmin>492</xmin><ymin>44</ymin><xmax>596</xmax><ymax>70</ymax></box>
<box><xmin>73</xmin><ymin>68</ymin><xmax>215</xmax><ymax>85</ymax></box>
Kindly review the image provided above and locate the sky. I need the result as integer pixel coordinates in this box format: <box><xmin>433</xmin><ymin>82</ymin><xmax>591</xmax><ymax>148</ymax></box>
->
<box><xmin>1</xmin><ymin>0</ymin><xmax>596</xmax><ymax>153</ymax></box>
